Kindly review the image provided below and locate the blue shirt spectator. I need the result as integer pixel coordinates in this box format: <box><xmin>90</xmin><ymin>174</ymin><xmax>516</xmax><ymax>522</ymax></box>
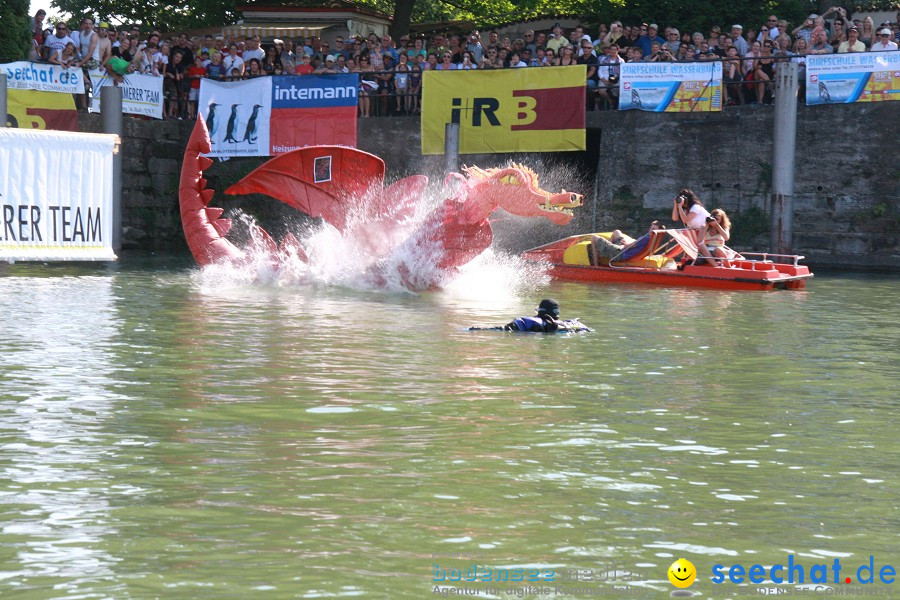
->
<box><xmin>636</xmin><ymin>24</ymin><xmax>665</xmax><ymax>56</ymax></box>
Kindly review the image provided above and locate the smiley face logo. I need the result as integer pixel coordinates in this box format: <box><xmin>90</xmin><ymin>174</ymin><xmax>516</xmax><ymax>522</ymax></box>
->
<box><xmin>668</xmin><ymin>558</ymin><xmax>696</xmax><ymax>588</ymax></box>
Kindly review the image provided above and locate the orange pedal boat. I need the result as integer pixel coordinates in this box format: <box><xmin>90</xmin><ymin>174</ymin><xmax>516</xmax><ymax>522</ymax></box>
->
<box><xmin>522</xmin><ymin>229</ymin><xmax>813</xmax><ymax>291</ymax></box>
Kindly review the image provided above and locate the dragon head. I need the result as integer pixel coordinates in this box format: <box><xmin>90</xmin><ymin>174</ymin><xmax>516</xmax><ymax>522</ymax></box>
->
<box><xmin>461</xmin><ymin>164</ymin><xmax>582</xmax><ymax>225</ymax></box>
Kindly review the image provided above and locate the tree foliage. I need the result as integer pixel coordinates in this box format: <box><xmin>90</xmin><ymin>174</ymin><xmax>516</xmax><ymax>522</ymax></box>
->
<box><xmin>48</xmin><ymin>0</ymin><xmax>239</xmax><ymax>32</ymax></box>
<box><xmin>369</xmin><ymin>0</ymin><xmax>898</xmax><ymax>37</ymax></box>
<box><xmin>40</xmin><ymin>0</ymin><xmax>897</xmax><ymax>38</ymax></box>
<box><xmin>0</xmin><ymin>0</ymin><xmax>32</xmax><ymax>61</ymax></box>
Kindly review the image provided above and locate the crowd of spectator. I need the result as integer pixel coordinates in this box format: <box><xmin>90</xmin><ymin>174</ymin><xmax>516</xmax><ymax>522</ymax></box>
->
<box><xmin>24</xmin><ymin>7</ymin><xmax>900</xmax><ymax>118</ymax></box>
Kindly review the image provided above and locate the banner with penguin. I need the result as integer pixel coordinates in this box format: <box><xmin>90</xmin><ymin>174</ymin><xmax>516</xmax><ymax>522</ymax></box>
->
<box><xmin>198</xmin><ymin>74</ymin><xmax>358</xmax><ymax>157</ymax></box>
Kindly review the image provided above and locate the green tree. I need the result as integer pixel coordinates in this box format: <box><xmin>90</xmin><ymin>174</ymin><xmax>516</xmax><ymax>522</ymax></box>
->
<box><xmin>0</xmin><ymin>0</ymin><xmax>32</xmax><ymax>61</ymax></box>
<box><xmin>49</xmin><ymin>0</ymin><xmax>239</xmax><ymax>32</ymax></box>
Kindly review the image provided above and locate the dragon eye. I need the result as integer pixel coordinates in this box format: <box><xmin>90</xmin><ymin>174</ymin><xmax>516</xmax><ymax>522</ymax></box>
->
<box><xmin>500</xmin><ymin>175</ymin><xmax>520</xmax><ymax>185</ymax></box>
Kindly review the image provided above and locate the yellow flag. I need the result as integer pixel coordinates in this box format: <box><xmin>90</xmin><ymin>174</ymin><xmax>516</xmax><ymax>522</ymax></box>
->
<box><xmin>7</xmin><ymin>89</ymin><xmax>78</xmax><ymax>131</ymax></box>
<box><xmin>421</xmin><ymin>66</ymin><xmax>586</xmax><ymax>155</ymax></box>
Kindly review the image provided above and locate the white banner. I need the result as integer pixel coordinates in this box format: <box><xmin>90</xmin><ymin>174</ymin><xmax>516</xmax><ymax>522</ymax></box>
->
<box><xmin>806</xmin><ymin>51</ymin><xmax>900</xmax><ymax>105</ymax></box>
<box><xmin>197</xmin><ymin>78</ymin><xmax>272</xmax><ymax>157</ymax></box>
<box><xmin>89</xmin><ymin>69</ymin><xmax>164</xmax><ymax>119</ymax></box>
<box><xmin>619</xmin><ymin>61</ymin><xmax>722</xmax><ymax>112</ymax></box>
<box><xmin>1</xmin><ymin>61</ymin><xmax>85</xmax><ymax>94</ymax></box>
<box><xmin>0</xmin><ymin>128</ymin><xmax>118</xmax><ymax>262</ymax></box>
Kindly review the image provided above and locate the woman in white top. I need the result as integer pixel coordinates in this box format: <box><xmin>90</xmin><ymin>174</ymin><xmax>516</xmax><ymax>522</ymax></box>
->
<box><xmin>51</xmin><ymin>42</ymin><xmax>78</xmax><ymax>68</ymax></box>
<box><xmin>140</xmin><ymin>43</ymin><xmax>164</xmax><ymax>75</ymax></box>
<box><xmin>508</xmin><ymin>51</ymin><xmax>527</xmax><ymax>67</ymax></box>
<box><xmin>222</xmin><ymin>44</ymin><xmax>245</xmax><ymax>76</ymax></box>
<box><xmin>671</xmin><ymin>188</ymin><xmax>719</xmax><ymax>265</ymax></box>
<box><xmin>460</xmin><ymin>51</ymin><xmax>478</xmax><ymax>69</ymax></box>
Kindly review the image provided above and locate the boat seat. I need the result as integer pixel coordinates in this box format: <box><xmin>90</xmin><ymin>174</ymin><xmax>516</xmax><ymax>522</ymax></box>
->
<box><xmin>563</xmin><ymin>240</ymin><xmax>598</xmax><ymax>266</ymax></box>
<box><xmin>619</xmin><ymin>255</ymin><xmax>671</xmax><ymax>269</ymax></box>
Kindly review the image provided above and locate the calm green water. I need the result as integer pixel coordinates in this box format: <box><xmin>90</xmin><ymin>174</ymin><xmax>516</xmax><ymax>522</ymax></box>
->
<box><xmin>0</xmin><ymin>260</ymin><xmax>898</xmax><ymax>599</ymax></box>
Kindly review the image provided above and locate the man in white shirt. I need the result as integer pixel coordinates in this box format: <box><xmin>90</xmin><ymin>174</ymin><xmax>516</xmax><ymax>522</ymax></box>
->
<box><xmin>758</xmin><ymin>15</ymin><xmax>780</xmax><ymax>41</ymax></box>
<box><xmin>43</xmin><ymin>22</ymin><xmax>74</xmax><ymax>61</ymax></box>
<box><xmin>870</xmin><ymin>28</ymin><xmax>898</xmax><ymax>51</ymax></box>
<box><xmin>242</xmin><ymin>36</ymin><xmax>264</xmax><ymax>62</ymax></box>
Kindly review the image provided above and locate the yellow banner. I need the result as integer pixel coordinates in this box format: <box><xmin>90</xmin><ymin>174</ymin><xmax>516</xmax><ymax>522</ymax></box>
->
<box><xmin>7</xmin><ymin>89</ymin><xmax>78</xmax><ymax>131</ymax></box>
<box><xmin>421</xmin><ymin>66</ymin><xmax>586</xmax><ymax>155</ymax></box>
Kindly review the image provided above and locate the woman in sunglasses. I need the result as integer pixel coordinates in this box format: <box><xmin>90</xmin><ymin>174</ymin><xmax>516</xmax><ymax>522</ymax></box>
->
<box><xmin>436</xmin><ymin>52</ymin><xmax>455</xmax><ymax>70</ymax></box>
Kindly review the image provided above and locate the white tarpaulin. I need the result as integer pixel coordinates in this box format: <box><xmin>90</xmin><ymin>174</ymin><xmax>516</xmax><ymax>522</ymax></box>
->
<box><xmin>0</xmin><ymin>128</ymin><xmax>118</xmax><ymax>262</ymax></box>
<box><xmin>89</xmin><ymin>68</ymin><xmax>164</xmax><ymax>119</ymax></box>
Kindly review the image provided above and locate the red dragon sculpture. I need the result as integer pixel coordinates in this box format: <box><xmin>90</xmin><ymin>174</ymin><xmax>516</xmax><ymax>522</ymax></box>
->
<box><xmin>179</xmin><ymin>116</ymin><xmax>582</xmax><ymax>290</ymax></box>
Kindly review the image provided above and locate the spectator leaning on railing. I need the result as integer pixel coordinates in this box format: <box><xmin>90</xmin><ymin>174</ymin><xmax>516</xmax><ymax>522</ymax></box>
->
<box><xmin>870</xmin><ymin>28</ymin><xmax>898</xmax><ymax>51</ymax></box>
<box><xmin>15</xmin><ymin>10</ymin><xmax>900</xmax><ymax>120</ymax></box>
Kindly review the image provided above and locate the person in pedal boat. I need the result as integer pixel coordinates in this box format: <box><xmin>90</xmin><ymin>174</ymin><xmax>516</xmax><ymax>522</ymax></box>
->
<box><xmin>504</xmin><ymin>299</ymin><xmax>563</xmax><ymax>333</ymax></box>
<box><xmin>591</xmin><ymin>221</ymin><xmax>665</xmax><ymax>265</ymax></box>
<box><xmin>671</xmin><ymin>188</ymin><xmax>719</xmax><ymax>266</ymax></box>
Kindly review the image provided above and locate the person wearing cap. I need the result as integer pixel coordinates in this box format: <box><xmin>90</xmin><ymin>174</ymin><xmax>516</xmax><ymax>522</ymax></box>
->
<box><xmin>870</xmin><ymin>28</ymin><xmax>898</xmax><ymax>51</ymax></box>
<box><xmin>727</xmin><ymin>24</ymin><xmax>748</xmax><ymax>55</ymax></box>
<box><xmin>317</xmin><ymin>54</ymin><xmax>338</xmax><ymax>73</ymax></box>
<box><xmin>837</xmin><ymin>27</ymin><xmax>866</xmax><ymax>52</ymax></box>
<box><xmin>576</xmin><ymin>33</ymin><xmax>593</xmax><ymax>57</ymax></box>
<box><xmin>635</xmin><ymin>23</ymin><xmax>664</xmax><ymax>57</ymax></box>
<box><xmin>96</xmin><ymin>21</ymin><xmax>112</xmax><ymax>66</ymax></box>
<box><xmin>577</xmin><ymin>36</ymin><xmax>599</xmax><ymax>95</ymax></box>
<box><xmin>792</xmin><ymin>15</ymin><xmax>817</xmax><ymax>44</ymax></box>
<box><xmin>503</xmin><ymin>299</ymin><xmax>564</xmax><ymax>333</ymax></box>
<box><xmin>547</xmin><ymin>23</ymin><xmax>568</xmax><ymax>54</ymax></box>
<box><xmin>293</xmin><ymin>53</ymin><xmax>313</xmax><ymax>75</ymax></box>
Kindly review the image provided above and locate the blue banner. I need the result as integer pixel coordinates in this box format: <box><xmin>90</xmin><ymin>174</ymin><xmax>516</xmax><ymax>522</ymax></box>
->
<box><xmin>271</xmin><ymin>74</ymin><xmax>359</xmax><ymax>109</ymax></box>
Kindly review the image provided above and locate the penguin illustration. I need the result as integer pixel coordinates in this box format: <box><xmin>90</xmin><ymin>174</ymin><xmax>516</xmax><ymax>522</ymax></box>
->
<box><xmin>242</xmin><ymin>104</ymin><xmax>263</xmax><ymax>144</ymax></box>
<box><xmin>224</xmin><ymin>104</ymin><xmax>240</xmax><ymax>143</ymax></box>
<box><xmin>206</xmin><ymin>102</ymin><xmax>220</xmax><ymax>139</ymax></box>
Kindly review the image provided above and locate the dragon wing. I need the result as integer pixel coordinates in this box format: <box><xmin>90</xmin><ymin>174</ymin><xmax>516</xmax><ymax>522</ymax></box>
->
<box><xmin>225</xmin><ymin>146</ymin><xmax>386</xmax><ymax>231</ymax></box>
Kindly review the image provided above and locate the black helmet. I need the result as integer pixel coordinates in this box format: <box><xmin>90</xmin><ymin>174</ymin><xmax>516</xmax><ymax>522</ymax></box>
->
<box><xmin>536</xmin><ymin>298</ymin><xmax>560</xmax><ymax>317</ymax></box>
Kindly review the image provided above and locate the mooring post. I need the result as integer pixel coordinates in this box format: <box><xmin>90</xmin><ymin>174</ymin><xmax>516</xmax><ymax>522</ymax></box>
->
<box><xmin>1</xmin><ymin>73</ymin><xmax>7</xmax><ymax>127</ymax></box>
<box><xmin>101</xmin><ymin>85</ymin><xmax>124</xmax><ymax>254</ymax></box>
<box><xmin>445</xmin><ymin>122</ymin><xmax>460</xmax><ymax>176</ymax></box>
<box><xmin>771</xmin><ymin>61</ymin><xmax>799</xmax><ymax>254</ymax></box>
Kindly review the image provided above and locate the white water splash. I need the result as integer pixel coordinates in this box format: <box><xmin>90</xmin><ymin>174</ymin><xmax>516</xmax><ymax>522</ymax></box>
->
<box><xmin>193</xmin><ymin>173</ymin><xmax>553</xmax><ymax>300</ymax></box>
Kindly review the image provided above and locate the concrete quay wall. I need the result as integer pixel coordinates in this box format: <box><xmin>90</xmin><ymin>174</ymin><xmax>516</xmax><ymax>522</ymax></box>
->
<box><xmin>80</xmin><ymin>101</ymin><xmax>898</xmax><ymax>270</ymax></box>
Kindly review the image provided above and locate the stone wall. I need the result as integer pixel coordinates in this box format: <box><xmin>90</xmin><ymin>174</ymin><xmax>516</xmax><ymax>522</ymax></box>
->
<box><xmin>81</xmin><ymin>100</ymin><xmax>898</xmax><ymax>269</ymax></box>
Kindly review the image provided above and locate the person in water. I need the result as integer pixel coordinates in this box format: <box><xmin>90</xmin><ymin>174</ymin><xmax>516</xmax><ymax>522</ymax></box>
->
<box><xmin>469</xmin><ymin>298</ymin><xmax>590</xmax><ymax>333</ymax></box>
<box><xmin>504</xmin><ymin>299</ymin><xmax>563</xmax><ymax>333</ymax></box>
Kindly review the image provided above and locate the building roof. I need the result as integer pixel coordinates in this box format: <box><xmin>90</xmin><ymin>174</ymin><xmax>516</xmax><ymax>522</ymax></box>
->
<box><xmin>239</xmin><ymin>0</ymin><xmax>390</xmax><ymax>20</ymax></box>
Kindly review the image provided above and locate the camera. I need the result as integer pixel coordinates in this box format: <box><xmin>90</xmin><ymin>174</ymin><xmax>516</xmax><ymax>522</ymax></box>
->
<box><xmin>706</xmin><ymin>216</ymin><xmax>716</xmax><ymax>223</ymax></box>
<box><xmin>676</xmin><ymin>195</ymin><xmax>685</xmax><ymax>203</ymax></box>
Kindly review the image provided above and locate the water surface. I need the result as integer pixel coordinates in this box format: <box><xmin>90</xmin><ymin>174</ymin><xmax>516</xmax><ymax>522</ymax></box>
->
<box><xmin>0</xmin><ymin>260</ymin><xmax>897</xmax><ymax>598</ymax></box>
